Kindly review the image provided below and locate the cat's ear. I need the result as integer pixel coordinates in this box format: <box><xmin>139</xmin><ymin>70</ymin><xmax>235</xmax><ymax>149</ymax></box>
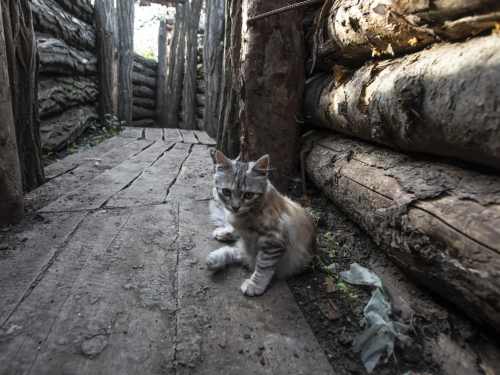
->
<box><xmin>251</xmin><ymin>155</ymin><xmax>269</xmax><ymax>175</ymax></box>
<box><xmin>215</xmin><ymin>150</ymin><xmax>232</xmax><ymax>170</ymax></box>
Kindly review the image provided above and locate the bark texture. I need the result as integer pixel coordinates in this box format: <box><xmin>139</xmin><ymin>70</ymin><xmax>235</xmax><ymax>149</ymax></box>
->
<box><xmin>216</xmin><ymin>0</ymin><xmax>241</xmax><ymax>159</ymax></box>
<box><xmin>95</xmin><ymin>0</ymin><xmax>118</xmax><ymax>124</ymax></box>
<box><xmin>52</xmin><ymin>0</ymin><xmax>93</xmax><ymax>25</ymax></box>
<box><xmin>312</xmin><ymin>0</ymin><xmax>500</xmax><ymax>68</ymax></box>
<box><xmin>2</xmin><ymin>0</ymin><xmax>45</xmax><ymax>192</ymax></box>
<box><xmin>305</xmin><ymin>132</ymin><xmax>500</xmax><ymax>332</ymax></box>
<box><xmin>133</xmin><ymin>119</ymin><xmax>156</xmax><ymax>128</ymax></box>
<box><xmin>133</xmin><ymin>52</ymin><xmax>158</xmax><ymax>70</ymax></box>
<box><xmin>36</xmin><ymin>33</ymin><xmax>97</xmax><ymax>75</ymax></box>
<box><xmin>181</xmin><ymin>0</ymin><xmax>202</xmax><ymax>130</ymax></box>
<box><xmin>0</xmin><ymin>4</ymin><xmax>23</xmax><ymax>226</ymax></box>
<box><xmin>305</xmin><ymin>34</ymin><xmax>500</xmax><ymax>170</ymax></box>
<box><xmin>132</xmin><ymin>106</ymin><xmax>155</xmax><ymax>121</ymax></box>
<box><xmin>39</xmin><ymin>76</ymin><xmax>98</xmax><ymax>118</ymax></box>
<box><xmin>133</xmin><ymin>59</ymin><xmax>157</xmax><ymax>77</ymax></box>
<box><xmin>155</xmin><ymin>21</ymin><xmax>168</xmax><ymax>126</ymax></box>
<box><xmin>202</xmin><ymin>0</ymin><xmax>224</xmax><ymax>138</ymax></box>
<box><xmin>196</xmin><ymin>94</ymin><xmax>205</xmax><ymax>107</ymax></box>
<box><xmin>133</xmin><ymin>71</ymin><xmax>157</xmax><ymax>89</ymax></box>
<box><xmin>40</xmin><ymin>105</ymin><xmax>98</xmax><ymax>151</ymax></box>
<box><xmin>30</xmin><ymin>0</ymin><xmax>96</xmax><ymax>51</ymax></box>
<box><xmin>238</xmin><ymin>0</ymin><xmax>305</xmax><ymax>192</ymax></box>
<box><xmin>117</xmin><ymin>0</ymin><xmax>134</xmax><ymax>126</ymax></box>
<box><xmin>165</xmin><ymin>3</ymin><xmax>188</xmax><ymax>128</ymax></box>
<box><xmin>133</xmin><ymin>97</ymin><xmax>156</xmax><ymax>109</ymax></box>
<box><xmin>132</xmin><ymin>85</ymin><xmax>155</xmax><ymax>99</ymax></box>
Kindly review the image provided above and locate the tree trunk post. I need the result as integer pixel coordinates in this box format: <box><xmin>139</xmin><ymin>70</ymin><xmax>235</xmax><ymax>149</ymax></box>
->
<box><xmin>117</xmin><ymin>0</ymin><xmax>134</xmax><ymax>127</ymax></box>
<box><xmin>203</xmin><ymin>0</ymin><xmax>224</xmax><ymax>138</ymax></box>
<box><xmin>0</xmin><ymin>2</ymin><xmax>24</xmax><ymax>226</ymax></box>
<box><xmin>95</xmin><ymin>0</ymin><xmax>118</xmax><ymax>125</ymax></box>
<box><xmin>238</xmin><ymin>0</ymin><xmax>306</xmax><ymax>192</ymax></box>
<box><xmin>2</xmin><ymin>0</ymin><xmax>45</xmax><ymax>192</ymax></box>
<box><xmin>216</xmin><ymin>0</ymin><xmax>241</xmax><ymax>159</ymax></box>
<box><xmin>156</xmin><ymin>20</ymin><xmax>167</xmax><ymax>126</ymax></box>
<box><xmin>181</xmin><ymin>0</ymin><xmax>203</xmax><ymax>130</ymax></box>
<box><xmin>165</xmin><ymin>2</ymin><xmax>188</xmax><ymax>128</ymax></box>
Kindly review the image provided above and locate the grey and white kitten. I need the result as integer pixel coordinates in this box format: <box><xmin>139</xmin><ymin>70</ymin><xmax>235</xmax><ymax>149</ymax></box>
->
<box><xmin>206</xmin><ymin>151</ymin><xmax>315</xmax><ymax>296</ymax></box>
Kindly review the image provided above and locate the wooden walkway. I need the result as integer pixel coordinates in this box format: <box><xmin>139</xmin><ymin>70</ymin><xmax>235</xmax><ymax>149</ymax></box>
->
<box><xmin>0</xmin><ymin>128</ymin><xmax>333</xmax><ymax>374</ymax></box>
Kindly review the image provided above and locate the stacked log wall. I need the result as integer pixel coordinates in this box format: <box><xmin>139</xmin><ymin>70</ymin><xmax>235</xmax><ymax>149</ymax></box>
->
<box><xmin>303</xmin><ymin>0</ymin><xmax>500</xmax><ymax>331</ymax></box>
<box><xmin>32</xmin><ymin>0</ymin><xmax>98</xmax><ymax>152</ymax></box>
<box><xmin>33</xmin><ymin>0</ymin><xmax>160</xmax><ymax>144</ymax></box>
<box><xmin>132</xmin><ymin>53</ymin><xmax>158</xmax><ymax>127</ymax></box>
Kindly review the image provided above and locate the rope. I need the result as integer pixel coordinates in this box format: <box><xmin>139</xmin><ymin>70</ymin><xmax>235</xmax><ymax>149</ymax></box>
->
<box><xmin>247</xmin><ymin>0</ymin><xmax>326</xmax><ymax>24</ymax></box>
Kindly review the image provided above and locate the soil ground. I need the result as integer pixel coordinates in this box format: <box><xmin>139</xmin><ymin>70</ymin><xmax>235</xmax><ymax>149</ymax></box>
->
<box><xmin>285</xmin><ymin>172</ymin><xmax>500</xmax><ymax>375</ymax></box>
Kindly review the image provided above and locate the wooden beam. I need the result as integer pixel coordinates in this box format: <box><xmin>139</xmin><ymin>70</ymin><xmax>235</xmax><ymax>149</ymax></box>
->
<box><xmin>137</xmin><ymin>0</ymin><xmax>185</xmax><ymax>7</ymax></box>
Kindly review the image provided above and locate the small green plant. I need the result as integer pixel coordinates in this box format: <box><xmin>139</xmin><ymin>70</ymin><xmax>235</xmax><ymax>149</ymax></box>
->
<box><xmin>359</xmin><ymin>319</ymin><xmax>365</xmax><ymax>328</ymax></box>
<box><xmin>337</xmin><ymin>282</ymin><xmax>358</xmax><ymax>317</ymax></box>
<box><xmin>346</xmin><ymin>316</ymin><xmax>351</xmax><ymax>322</ymax></box>
<box><xmin>324</xmin><ymin>232</ymin><xmax>337</xmax><ymax>257</ymax></box>
<box><xmin>306</xmin><ymin>207</ymin><xmax>320</xmax><ymax>226</ymax></box>
<box><xmin>308</xmin><ymin>254</ymin><xmax>323</xmax><ymax>275</ymax></box>
<box><xmin>42</xmin><ymin>152</ymin><xmax>53</xmax><ymax>162</ymax></box>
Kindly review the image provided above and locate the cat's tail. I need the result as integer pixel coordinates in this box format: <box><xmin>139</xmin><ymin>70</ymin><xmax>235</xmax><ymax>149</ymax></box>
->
<box><xmin>210</xmin><ymin>199</ymin><xmax>227</xmax><ymax>228</ymax></box>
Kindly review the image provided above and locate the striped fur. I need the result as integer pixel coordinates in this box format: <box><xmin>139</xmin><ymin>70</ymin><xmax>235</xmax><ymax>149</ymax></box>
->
<box><xmin>206</xmin><ymin>151</ymin><xmax>316</xmax><ymax>296</ymax></box>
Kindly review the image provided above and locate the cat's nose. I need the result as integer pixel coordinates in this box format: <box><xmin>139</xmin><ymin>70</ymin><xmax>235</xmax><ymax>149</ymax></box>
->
<box><xmin>231</xmin><ymin>205</ymin><xmax>240</xmax><ymax>211</ymax></box>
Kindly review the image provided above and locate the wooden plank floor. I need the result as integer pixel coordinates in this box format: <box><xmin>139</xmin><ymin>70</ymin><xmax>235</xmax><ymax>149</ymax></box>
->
<box><xmin>0</xmin><ymin>128</ymin><xmax>334</xmax><ymax>375</ymax></box>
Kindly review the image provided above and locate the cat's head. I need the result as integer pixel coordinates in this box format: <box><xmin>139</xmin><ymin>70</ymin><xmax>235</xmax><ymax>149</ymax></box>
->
<box><xmin>213</xmin><ymin>151</ymin><xmax>269</xmax><ymax>214</ymax></box>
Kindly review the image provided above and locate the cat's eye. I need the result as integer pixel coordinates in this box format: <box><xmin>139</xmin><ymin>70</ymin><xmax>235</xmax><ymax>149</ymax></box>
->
<box><xmin>222</xmin><ymin>188</ymin><xmax>231</xmax><ymax>196</ymax></box>
<box><xmin>244</xmin><ymin>192</ymin><xmax>254</xmax><ymax>199</ymax></box>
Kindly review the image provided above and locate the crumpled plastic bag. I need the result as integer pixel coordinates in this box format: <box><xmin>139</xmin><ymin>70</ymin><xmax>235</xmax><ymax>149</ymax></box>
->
<box><xmin>340</xmin><ymin>263</ymin><xmax>409</xmax><ymax>373</ymax></box>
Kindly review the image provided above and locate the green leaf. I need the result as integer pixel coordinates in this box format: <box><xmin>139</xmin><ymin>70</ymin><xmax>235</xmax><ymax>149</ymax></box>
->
<box><xmin>346</xmin><ymin>316</ymin><xmax>351</xmax><ymax>322</ymax></box>
<box><xmin>359</xmin><ymin>319</ymin><xmax>364</xmax><ymax>327</ymax></box>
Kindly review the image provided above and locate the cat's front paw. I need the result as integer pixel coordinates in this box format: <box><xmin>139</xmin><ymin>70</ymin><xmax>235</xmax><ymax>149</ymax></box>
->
<box><xmin>240</xmin><ymin>279</ymin><xmax>267</xmax><ymax>296</ymax></box>
<box><xmin>213</xmin><ymin>227</ymin><xmax>237</xmax><ymax>242</ymax></box>
<box><xmin>206</xmin><ymin>252</ymin><xmax>224</xmax><ymax>271</ymax></box>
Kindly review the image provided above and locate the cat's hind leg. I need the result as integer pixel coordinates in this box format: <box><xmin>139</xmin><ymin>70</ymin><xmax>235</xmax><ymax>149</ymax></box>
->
<box><xmin>213</xmin><ymin>225</ymin><xmax>237</xmax><ymax>242</ymax></box>
<box><xmin>206</xmin><ymin>240</ymin><xmax>248</xmax><ymax>271</ymax></box>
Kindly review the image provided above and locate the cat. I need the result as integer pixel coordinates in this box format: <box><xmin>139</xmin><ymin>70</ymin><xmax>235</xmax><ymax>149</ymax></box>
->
<box><xmin>206</xmin><ymin>151</ymin><xmax>316</xmax><ymax>296</ymax></box>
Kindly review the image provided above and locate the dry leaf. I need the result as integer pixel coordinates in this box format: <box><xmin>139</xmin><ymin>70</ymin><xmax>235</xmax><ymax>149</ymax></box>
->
<box><xmin>372</xmin><ymin>48</ymin><xmax>381</xmax><ymax>57</ymax></box>
<box><xmin>408</xmin><ymin>37</ymin><xmax>418</xmax><ymax>46</ymax></box>
<box><xmin>493</xmin><ymin>23</ymin><xmax>500</xmax><ymax>35</ymax></box>
<box><xmin>325</xmin><ymin>276</ymin><xmax>336</xmax><ymax>293</ymax></box>
<box><xmin>320</xmin><ymin>299</ymin><xmax>340</xmax><ymax>320</ymax></box>
<box><xmin>333</xmin><ymin>66</ymin><xmax>354</xmax><ymax>86</ymax></box>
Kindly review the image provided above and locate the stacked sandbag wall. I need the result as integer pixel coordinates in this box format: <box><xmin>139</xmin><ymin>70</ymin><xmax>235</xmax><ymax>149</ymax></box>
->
<box><xmin>303</xmin><ymin>0</ymin><xmax>500</xmax><ymax>332</ymax></box>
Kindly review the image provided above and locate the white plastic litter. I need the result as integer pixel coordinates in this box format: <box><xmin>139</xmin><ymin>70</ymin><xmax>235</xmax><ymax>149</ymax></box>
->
<box><xmin>340</xmin><ymin>263</ymin><xmax>409</xmax><ymax>373</ymax></box>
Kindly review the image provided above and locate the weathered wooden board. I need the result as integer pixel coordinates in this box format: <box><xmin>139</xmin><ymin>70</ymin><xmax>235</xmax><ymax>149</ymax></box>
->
<box><xmin>29</xmin><ymin>139</ymin><xmax>154</xmax><ymax>211</ymax></box>
<box><xmin>119</xmin><ymin>126</ymin><xmax>145</xmax><ymax>138</ymax></box>
<box><xmin>106</xmin><ymin>142</ymin><xmax>191</xmax><ymax>208</ymax></box>
<box><xmin>175</xmin><ymin>200</ymin><xmax>334</xmax><ymax>374</ymax></box>
<box><xmin>0</xmin><ymin>206</ymin><xmax>179</xmax><ymax>374</ymax></box>
<box><xmin>164</xmin><ymin>128</ymin><xmax>183</xmax><ymax>143</ymax></box>
<box><xmin>44</xmin><ymin>136</ymin><xmax>135</xmax><ymax>180</ymax></box>
<box><xmin>144</xmin><ymin>127</ymin><xmax>164</xmax><ymax>141</ymax></box>
<box><xmin>39</xmin><ymin>141</ymin><xmax>174</xmax><ymax>212</ymax></box>
<box><xmin>179</xmin><ymin>129</ymin><xmax>199</xmax><ymax>144</ymax></box>
<box><xmin>0</xmin><ymin>211</ymin><xmax>88</xmax><ymax>327</ymax></box>
<box><xmin>192</xmin><ymin>130</ymin><xmax>216</xmax><ymax>145</ymax></box>
<box><xmin>166</xmin><ymin>145</ymin><xmax>213</xmax><ymax>203</ymax></box>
